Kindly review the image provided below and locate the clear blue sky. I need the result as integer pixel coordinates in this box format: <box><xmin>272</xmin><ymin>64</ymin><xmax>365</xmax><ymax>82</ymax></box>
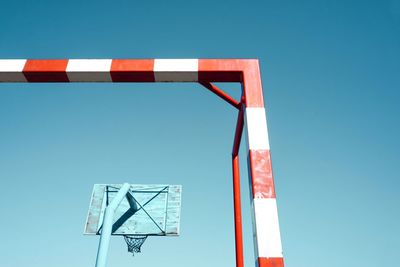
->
<box><xmin>0</xmin><ymin>1</ymin><xmax>399</xmax><ymax>266</ymax></box>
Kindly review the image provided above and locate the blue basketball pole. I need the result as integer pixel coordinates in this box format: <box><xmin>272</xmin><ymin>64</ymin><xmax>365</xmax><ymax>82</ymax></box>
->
<box><xmin>95</xmin><ymin>183</ymin><xmax>131</xmax><ymax>267</ymax></box>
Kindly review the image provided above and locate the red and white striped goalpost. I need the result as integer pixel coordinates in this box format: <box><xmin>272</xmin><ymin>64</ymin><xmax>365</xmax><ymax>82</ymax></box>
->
<box><xmin>0</xmin><ymin>59</ymin><xmax>284</xmax><ymax>267</ymax></box>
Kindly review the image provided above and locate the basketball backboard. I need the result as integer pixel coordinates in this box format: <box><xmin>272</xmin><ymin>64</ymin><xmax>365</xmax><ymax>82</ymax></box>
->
<box><xmin>84</xmin><ymin>184</ymin><xmax>182</xmax><ymax>236</ymax></box>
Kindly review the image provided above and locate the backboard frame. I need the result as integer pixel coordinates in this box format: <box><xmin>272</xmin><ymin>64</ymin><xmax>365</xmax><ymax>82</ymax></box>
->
<box><xmin>84</xmin><ymin>184</ymin><xmax>182</xmax><ymax>236</ymax></box>
<box><xmin>0</xmin><ymin>59</ymin><xmax>285</xmax><ymax>267</ymax></box>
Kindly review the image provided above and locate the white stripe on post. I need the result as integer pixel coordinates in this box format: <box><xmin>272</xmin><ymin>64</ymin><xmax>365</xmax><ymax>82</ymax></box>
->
<box><xmin>66</xmin><ymin>59</ymin><xmax>112</xmax><ymax>82</ymax></box>
<box><xmin>253</xmin><ymin>198</ymin><xmax>283</xmax><ymax>258</ymax></box>
<box><xmin>0</xmin><ymin>59</ymin><xmax>27</xmax><ymax>82</ymax></box>
<box><xmin>245</xmin><ymin>107</ymin><xmax>270</xmax><ymax>150</ymax></box>
<box><xmin>154</xmin><ymin>59</ymin><xmax>198</xmax><ymax>82</ymax></box>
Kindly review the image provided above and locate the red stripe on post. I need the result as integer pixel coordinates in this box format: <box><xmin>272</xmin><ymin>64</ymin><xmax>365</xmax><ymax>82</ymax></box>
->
<box><xmin>249</xmin><ymin>150</ymin><xmax>276</xmax><ymax>199</ymax></box>
<box><xmin>258</xmin><ymin>257</ymin><xmax>284</xmax><ymax>267</ymax></box>
<box><xmin>23</xmin><ymin>59</ymin><xmax>69</xmax><ymax>82</ymax></box>
<box><xmin>242</xmin><ymin>60</ymin><xmax>264</xmax><ymax>107</ymax></box>
<box><xmin>198</xmin><ymin>59</ymin><xmax>242</xmax><ymax>82</ymax></box>
<box><xmin>111</xmin><ymin>59</ymin><xmax>155</xmax><ymax>82</ymax></box>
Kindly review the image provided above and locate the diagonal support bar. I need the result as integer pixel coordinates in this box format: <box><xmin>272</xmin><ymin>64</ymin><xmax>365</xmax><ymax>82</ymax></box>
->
<box><xmin>199</xmin><ymin>82</ymin><xmax>240</xmax><ymax>109</ymax></box>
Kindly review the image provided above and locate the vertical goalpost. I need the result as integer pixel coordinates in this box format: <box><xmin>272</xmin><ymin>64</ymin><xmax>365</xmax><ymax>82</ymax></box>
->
<box><xmin>0</xmin><ymin>58</ymin><xmax>284</xmax><ymax>267</ymax></box>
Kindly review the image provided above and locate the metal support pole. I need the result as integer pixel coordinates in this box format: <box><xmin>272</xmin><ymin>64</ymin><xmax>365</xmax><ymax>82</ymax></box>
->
<box><xmin>95</xmin><ymin>183</ymin><xmax>131</xmax><ymax>267</ymax></box>
<box><xmin>232</xmin><ymin>106</ymin><xmax>244</xmax><ymax>267</ymax></box>
<box><xmin>232</xmin><ymin>155</ymin><xmax>244</xmax><ymax>267</ymax></box>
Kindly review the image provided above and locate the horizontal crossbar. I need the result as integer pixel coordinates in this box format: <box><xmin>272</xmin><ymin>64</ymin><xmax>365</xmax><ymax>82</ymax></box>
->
<box><xmin>0</xmin><ymin>59</ymin><xmax>257</xmax><ymax>83</ymax></box>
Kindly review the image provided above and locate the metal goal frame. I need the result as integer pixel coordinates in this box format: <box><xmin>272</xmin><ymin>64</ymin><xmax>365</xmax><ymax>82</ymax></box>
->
<box><xmin>0</xmin><ymin>58</ymin><xmax>284</xmax><ymax>267</ymax></box>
